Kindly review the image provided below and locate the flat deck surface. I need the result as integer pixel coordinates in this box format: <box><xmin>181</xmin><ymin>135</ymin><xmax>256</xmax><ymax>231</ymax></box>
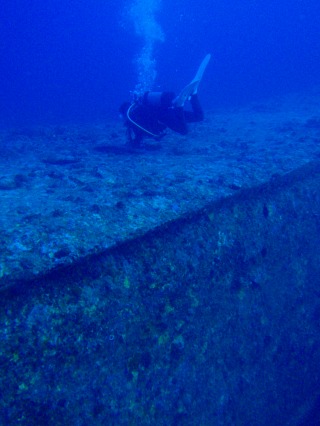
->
<box><xmin>1</xmin><ymin>90</ymin><xmax>320</xmax><ymax>289</ymax></box>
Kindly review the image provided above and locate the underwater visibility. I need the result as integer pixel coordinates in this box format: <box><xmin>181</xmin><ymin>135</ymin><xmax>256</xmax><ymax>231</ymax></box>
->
<box><xmin>1</xmin><ymin>0</ymin><xmax>320</xmax><ymax>424</ymax></box>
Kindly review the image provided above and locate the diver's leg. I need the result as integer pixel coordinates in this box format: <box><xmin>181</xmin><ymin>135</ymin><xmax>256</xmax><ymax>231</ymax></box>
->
<box><xmin>164</xmin><ymin>107</ymin><xmax>188</xmax><ymax>135</ymax></box>
<box><xmin>189</xmin><ymin>94</ymin><xmax>204</xmax><ymax>122</ymax></box>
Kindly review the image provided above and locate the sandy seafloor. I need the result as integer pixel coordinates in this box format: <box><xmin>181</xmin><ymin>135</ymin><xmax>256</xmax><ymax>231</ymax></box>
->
<box><xmin>1</xmin><ymin>89</ymin><xmax>320</xmax><ymax>290</ymax></box>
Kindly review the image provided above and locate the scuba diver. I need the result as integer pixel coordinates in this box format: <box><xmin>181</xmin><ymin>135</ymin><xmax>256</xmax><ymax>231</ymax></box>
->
<box><xmin>120</xmin><ymin>91</ymin><xmax>204</xmax><ymax>147</ymax></box>
<box><xmin>120</xmin><ymin>54</ymin><xmax>211</xmax><ymax>147</ymax></box>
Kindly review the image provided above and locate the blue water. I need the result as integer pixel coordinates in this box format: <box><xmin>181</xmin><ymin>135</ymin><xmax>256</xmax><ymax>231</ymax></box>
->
<box><xmin>1</xmin><ymin>0</ymin><xmax>320</xmax><ymax>126</ymax></box>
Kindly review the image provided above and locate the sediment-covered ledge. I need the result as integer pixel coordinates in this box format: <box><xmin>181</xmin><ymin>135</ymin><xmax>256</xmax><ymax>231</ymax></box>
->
<box><xmin>1</xmin><ymin>92</ymin><xmax>320</xmax><ymax>290</ymax></box>
<box><xmin>1</xmin><ymin>158</ymin><xmax>320</xmax><ymax>425</ymax></box>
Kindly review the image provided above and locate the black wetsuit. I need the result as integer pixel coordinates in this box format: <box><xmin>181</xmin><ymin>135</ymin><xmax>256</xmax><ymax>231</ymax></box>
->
<box><xmin>122</xmin><ymin>92</ymin><xmax>204</xmax><ymax>146</ymax></box>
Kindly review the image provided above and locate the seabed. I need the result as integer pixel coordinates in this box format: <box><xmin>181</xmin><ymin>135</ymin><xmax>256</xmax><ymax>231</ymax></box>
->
<box><xmin>1</xmin><ymin>90</ymin><xmax>320</xmax><ymax>425</ymax></box>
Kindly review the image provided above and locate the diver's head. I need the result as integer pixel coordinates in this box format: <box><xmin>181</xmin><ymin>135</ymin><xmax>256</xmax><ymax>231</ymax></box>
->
<box><xmin>119</xmin><ymin>102</ymin><xmax>131</xmax><ymax>118</ymax></box>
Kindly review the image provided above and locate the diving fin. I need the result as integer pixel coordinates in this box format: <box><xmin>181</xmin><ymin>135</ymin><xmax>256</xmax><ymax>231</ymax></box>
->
<box><xmin>173</xmin><ymin>81</ymin><xmax>199</xmax><ymax>108</ymax></box>
<box><xmin>173</xmin><ymin>54</ymin><xmax>211</xmax><ymax>107</ymax></box>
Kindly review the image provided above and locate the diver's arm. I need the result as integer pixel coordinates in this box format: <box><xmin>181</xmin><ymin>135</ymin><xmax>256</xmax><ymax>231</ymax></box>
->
<box><xmin>127</xmin><ymin>126</ymin><xmax>143</xmax><ymax>147</ymax></box>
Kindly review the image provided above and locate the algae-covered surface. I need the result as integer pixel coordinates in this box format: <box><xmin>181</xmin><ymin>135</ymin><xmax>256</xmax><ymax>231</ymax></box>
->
<box><xmin>1</xmin><ymin>90</ymin><xmax>320</xmax><ymax>425</ymax></box>
<box><xmin>1</xmin><ymin>90</ymin><xmax>320</xmax><ymax>289</ymax></box>
<box><xmin>1</xmin><ymin>159</ymin><xmax>320</xmax><ymax>425</ymax></box>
